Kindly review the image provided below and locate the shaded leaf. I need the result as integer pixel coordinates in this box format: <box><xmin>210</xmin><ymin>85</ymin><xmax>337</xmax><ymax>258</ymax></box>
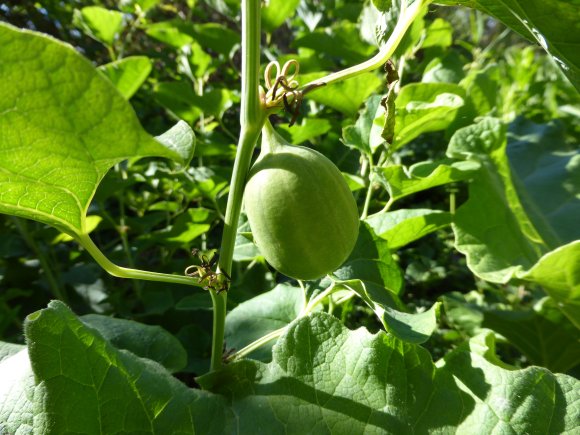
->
<box><xmin>225</xmin><ymin>283</ymin><xmax>305</xmax><ymax>362</ymax></box>
<box><xmin>333</xmin><ymin>223</ymin><xmax>404</xmax><ymax>294</ymax></box>
<box><xmin>81</xmin><ymin>314</ymin><xmax>188</xmax><ymax>373</ymax></box>
<box><xmin>435</xmin><ymin>0</ymin><xmax>580</xmax><ymax>90</ymax></box>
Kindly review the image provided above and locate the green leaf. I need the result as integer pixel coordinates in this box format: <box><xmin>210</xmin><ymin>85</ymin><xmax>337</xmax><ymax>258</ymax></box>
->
<box><xmin>0</xmin><ymin>344</ymin><xmax>43</xmax><ymax>433</ymax></box>
<box><xmin>337</xmin><ymin>278</ymin><xmax>440</xmax><ymax>344</ymax></box>
<box><xmin>444</xmin><ymin>293</ymin><xmax>580</xmax><ymax>373</ymax></box>
<box><xmin>140</xmin><ymin>208</ymin><xmax>215</xmax><ymax>246</ymax></box>
<box><xmin>393</xmin><ymin>82</ymin><xmax>465</xmax><ymax>149</ymax></box>
<box><xmin>448</xmin><ymin>118</ymin><xmax>546</xmax><ymax>281</ymax></box>
<box><xmin>342</xmin><ymin>94</ymin><xmax>384</xmax><ymax>154</ymax></box>
<box><xmin>333</xmin><ymin>223</ymin><xmax>404</xmax><ymax>294</ymax></box>
<box><xmin>98</xmin><ymin>56</ymin><xmax>153</xmax><ymax>99</ymax></box>
<box><xmin>365</xmin><ymin>209</ymin><xmax>453</xmax><ymax>250</ymax></box>
<box><xmin>233</xmin><ymin>213</ymin><xmax>261</xmax><ymax>261</ymax></box>
<box><xmin>422</xmin><ymin>51</ymin><xmax>466</xmax><ymax>84</ymax></box>
<box><xmin>81</xmin><ymin>314</ymin><xmax>188</xmax><ymax>373</ymax></box>
<box><xmin>23</xmin><ymin>301</ymin><xmax>229</xmax><ymax>433</ymax></box>
<box><xmin>155</xmin><ymin>81</ymin><xmax>233</xmax><ymax>124</ymax></box>
<box><xmin>448</xmin><ymin>118</ymin><xmax>579</xmax><ymax>278</ymax></box>
<box><xmin>0</xmin><ymin>23</ymin><xmax>191</xmax><ymax>235</ymax></box>
<box><xmin>435</xmin><ymin>0</ymin><xmax>580</xmax><ymax>91</ymax></box>
<box><xmin>300</xmin><ymin>72</ymin><xmax>382</xmax><ymax>116</ymax></box>
<box><xmin>448</xmin><ymin>117</ymin><xmax>580</xmax><ymax>326</ymax></box>
<box><xmin>199</xmin><ymin>312</ymin><xmax>580</xmax><ymax>433</ymax></box>
<box><xmin>422</xmin><ymin>17</ymin><xmax>453</xmax><ymax>49</ymax></box>
<box><xmin>375</xmin><ymin>159</ymin><xmax>480</xmax><ymax>203</ymax></box>
<box><xmin>73</xmin><ymin>6</ymin><xmax>125</xmax><ymax>47</ymax></box>
<box><xmin>521</xmin><ymin>241</ymin><xmax>580</xmax><ymax>329</ymax></box>
<box><xmin>262</xmin><ymin>0</ymin><xmax>300</xmax><ymax>33</ymax></box>
<box><xmin>278</xmin><ymin>118</ymin><xmax>332</xmax><ymax>145</ymax></box>
<box><xmin>225</xmin><ymin>283</ymin><xmax>305</xmax><ymax>362</ymax></box>
<box><xmin>154</xmin><ymin>120</ymin><xmax>196</xmax><ymax>168</ymax></box>
<box><xmin>506</xmin><ymin>118</ymin><xmax>580</xmax><ymax>246</ymax></box>
<box><xmin>146</xmin><ymin>20</ymin><xmax>240</xmax><ymax>56</ymax></box>
<box><xmin>293</xmin><ymin>22</ymin><xmax>375</xmax><ymax>65</ymax></box>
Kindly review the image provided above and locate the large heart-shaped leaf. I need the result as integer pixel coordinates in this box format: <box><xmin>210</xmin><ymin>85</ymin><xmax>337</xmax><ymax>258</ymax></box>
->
<box><xmin>3</xmin><ymin>303</ymin><xmax>578</xmax><ymax>433</ymax></box>
<box><xmin>0</xmin><ymin>23</ymin><xmax>194</xmax><ymax>236</ymax></box>
<box><xmin>199</xmin><ymin>312</ymin><xmax>579</xmax><ymax>433</ymax></box>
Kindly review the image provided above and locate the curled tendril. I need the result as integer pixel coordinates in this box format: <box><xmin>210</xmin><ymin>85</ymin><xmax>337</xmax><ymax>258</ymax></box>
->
<box><xmin>263</xmin><ymin>59</ymin><xmax>303</xmax><ymax>126</ymax></box>
<box><xmin>185</xmin><ymin>249</ymin><xmax>231</xmax><ymax>293</ymax></box>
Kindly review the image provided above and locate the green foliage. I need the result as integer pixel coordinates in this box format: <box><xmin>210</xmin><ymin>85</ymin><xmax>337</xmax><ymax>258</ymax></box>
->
<box><xmin>0</xmin><ymin>0</ymin><xmax>579</xmax><ymax>432</ymax></box>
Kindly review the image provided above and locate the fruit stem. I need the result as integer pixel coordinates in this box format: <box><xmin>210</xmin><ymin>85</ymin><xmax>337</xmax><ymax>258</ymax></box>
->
<box><xmin>260</xmin><ymin>118</ymin><xmax>283</xmax><ymax>154</ymax></box>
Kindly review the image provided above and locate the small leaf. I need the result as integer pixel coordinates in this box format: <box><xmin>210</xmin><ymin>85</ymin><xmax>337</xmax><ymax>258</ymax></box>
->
<box><xmin>154</xmin><ymin>120</ymin><xmax>196</xmax><ymax>168</ymax></box>
<box><xmin>262</xmin><ymin>0</ymin><xmax>300</xmax><ymax>33</ymax></box>
<box><xmin>375</xmin><ymin>159</ymin><xmax>480</xmax><ymax>203</ymax></box>
<box><xmin>365</xmin><ymin>209</ymin><xmax>453</xmax><ymax>250</ymax></box>
<box><xmin>98</xmin><ymin>56</ymin><xmax>152</xmax><ymax>99</ymax></box>
<box><xmin>342</xmin><ymin>95</ymin><xmax>383</xmax><ymax>155</ymax></box>
<box><xmin>73</xmin><ymin>6</ymin><xmax>125</xmax><ymax>46</ymax></box>
<box><xmin>301</xmin><ymin>72</ymin><xmax>382</xmax><ymax>116</ymax></box>
<box><xmin>393</xmin><ymin>82</ymin><xmax>465</xmax><ymax>149</ymax></box>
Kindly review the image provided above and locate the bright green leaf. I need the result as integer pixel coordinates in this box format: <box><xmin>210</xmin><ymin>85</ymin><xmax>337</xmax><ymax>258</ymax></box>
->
<box><xmin>393</xmin><ymin>82</ymin><xmax>465</xmax><ymax>149</ymax></box>
<box><xmin>375</xmin><ymin>159</ymin><xmax>480</xmax><ymax>203</ymax></box>
<box><xmin>73</xmin><ymin>6</ymin><xmax>125</xmax><ymax>46</ymax></box>
<box><xmin>22</xmin><ymin>301</ymin><xmax>229</xmax><ymax>433</ymax></box>
<box><xmin>365</xmin><ymin>209</ymin><xmax>453</xmax><ymax>250</ymax></box>
<box><xmin>0</xmin><ymin>24</ymin><xmax>190</xmax><ymax>236</ymax></box>
<box><xmin>300</xmin><ymin>72</ymin><xmax>382</xmax><ymax>115</ymax></box>
<box><xmin>98</xmin><ymin>56</ymin><xmax>152</xmax><ymax>99</ymax></box>
<box><xmin>262</xmin><ymin>0</ymin><xmax>300</xmax><ymax>33</ymax></box>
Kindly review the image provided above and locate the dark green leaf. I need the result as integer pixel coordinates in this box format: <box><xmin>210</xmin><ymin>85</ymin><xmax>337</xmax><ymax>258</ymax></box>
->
<box><xmin>436</xmin><ymin>0</ymin><xmax>580</xmax><ymax>90</ymax></box>
<box><xmin>81</xmin><ymin>314</ymin><xmax>188</xmax><ymax>373</ymax></box>
<box><xmin>225</xmin><ymin>283</ymin><xmax>305</xmax><ymax>362</ymax></box>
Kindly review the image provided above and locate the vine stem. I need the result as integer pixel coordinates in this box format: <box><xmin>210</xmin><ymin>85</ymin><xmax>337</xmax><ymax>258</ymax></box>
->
<box><xmin>77</xmin><ymin>233</ymin><xmax>203</xmax><ymax>288</ymax></box>
<box><xmin>210</xmin><ymin>0</ymin><xmax>265</xmax><ymax>372</ymax></box>
<box><xmin>301</xmin><ymin>0</ymin><xmax>428</xmax><ymax>92</ymax></box>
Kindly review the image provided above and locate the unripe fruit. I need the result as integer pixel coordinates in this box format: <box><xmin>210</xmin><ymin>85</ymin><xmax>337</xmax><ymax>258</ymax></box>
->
<box><xmin>244</xmin><ymin>120</ymin><xmax>359</xmax><ymax>280</ymax></box>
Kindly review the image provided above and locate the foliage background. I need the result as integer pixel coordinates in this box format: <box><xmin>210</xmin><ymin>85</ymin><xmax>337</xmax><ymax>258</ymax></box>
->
<box><xmin>0</xmin><ymin>0</ymin><xmax>579</xmax><ymax>410</ymax></box>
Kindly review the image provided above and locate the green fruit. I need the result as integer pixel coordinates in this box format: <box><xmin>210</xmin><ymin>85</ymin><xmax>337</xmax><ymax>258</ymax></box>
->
<box><xmin>244</xmin><ymin>120</ymin><xmax>359</xmax><ymax>280</ymax></box>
